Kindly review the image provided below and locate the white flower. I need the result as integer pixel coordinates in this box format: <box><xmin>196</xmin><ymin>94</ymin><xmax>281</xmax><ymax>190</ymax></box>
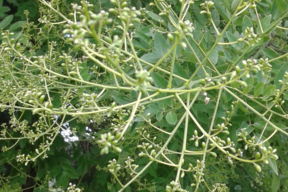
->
<box><xmin>204</xmin><ymin>97</ymin><xmax>210</xmax><ymax>105</ymax></box>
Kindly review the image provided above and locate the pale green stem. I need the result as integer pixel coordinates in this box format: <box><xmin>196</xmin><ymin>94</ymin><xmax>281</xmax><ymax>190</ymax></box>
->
<box><xmin>276</xmin><ymin>26</ymin><xmax>288</xmax><ymax>30</ymax></box>
<box><xmin>268</xmin><ymin>52</ymin><xmax>288</xmax><ymax>63</ymax></box>
<box><xmin>224</xmin><ymin>87</ymin><xmax>288</xmax><ymax>136</ymax></box>
<box><xmin>149</xmin><ymin>40</ymin><xmax>180</xmax><ymax>73</ymax></box>
<box><xmin>253</xmin><ymin>3</ymin><xmax>263</xmax><ymax>33</ymax></box>
<box><xmin>167</xmin><ymin>38</ymin><xmax>178</xmax><ymax>88</ymax></box>
<box><xmin>185</xmin><ymin>0</ymin><xmax>244</xmax><ymax>86</ymax></box>
<box><xmin>195</xmin><ymin>88</ymin><xmax>222</xmax><ymax>191</ymax></box>
<box><xmin>118</xmin><ymin>92</ymin><xmax>200</xmax><ymax>192</ymax></box>
<box><xmin>175</xmin><ymin>93</ymin><xmax>190</xmax><ymax>183</ymax></box>
<box><xmin>257</xmin><ymin>113</ymin><xmax>272</xmax><ymax>144</ymax></box>
<box><xmin>235</xmin><ymin>2</ymin><xmax>251</xmax><ymax>17</ymax></box>
<box><xmin>120</xmin><ymin>92</ymin><xmax>142</xmax><ymax>138</ymax></box>
<box><xmin>176</xmin><ymin>93</ymin><xmax>264</xmax><ymax>163</ymax></box>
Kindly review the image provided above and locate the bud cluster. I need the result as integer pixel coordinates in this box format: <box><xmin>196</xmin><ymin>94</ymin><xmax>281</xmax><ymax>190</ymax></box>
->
<box><xmin>97</xmin><ymin>132</ymin><xmax>122</xmax><ymax>154</ymax></box>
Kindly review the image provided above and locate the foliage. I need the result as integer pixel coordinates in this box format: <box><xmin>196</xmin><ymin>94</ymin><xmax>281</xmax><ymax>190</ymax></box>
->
<box><xmin>1</xmin><ymin>0</ymin><xmax>288</xmax><ymax>191</ymax></box>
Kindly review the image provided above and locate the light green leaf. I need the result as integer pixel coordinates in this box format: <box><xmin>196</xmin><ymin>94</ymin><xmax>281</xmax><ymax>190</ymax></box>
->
<box><xmin>9</xmin><ymin>21</ymin><xmax>26</xmax><ymax>31</ymax></box>
<box><xmin>261</xmin><ymin>48</ymin><xmax>279</xmax><ymax>60</ymax></box>
<box><xmin>226</xmin><ymin>31</ymin><xmax>240</xmax><ymax>50</ymax></box>
<box><xmin>141</xmin><ymin>53</ymin><xmax>160</xmax><ymax>63</ymax></box>
<box><xmin>154</xmin><ymin>32</ymin><xmax>169</xmax><ymax>58</ymax></box>
<box><xmin>242</xmin><ymin>15</ymin><xmax>253</xmax><ymax>34</ymax></box>
<box><xmin>0</xmin><ymin>15</ymin><xmax>14</xmax><ymax>29</ymax></box>
<box><xmin>209</xmin><ymin>49</ymin><xmax>218</xmax><ymax>64</ymax></box>
<box><xmin>147</xmin><ymin>11</ymin><xmax>163</xmax><ymax>23</ymax></box>
<box><xmin>275</xmin><ymin>63</ymin><xmax>288</xmax><ymax>89</ymax></box>
<box><xmin>151</xmin><ymin>72</ymin><xmax>168</xmax><ymax>88</ymax></box>
<box><xmin>156</xmin><ymin>112</ymin><xmax>163</xmax><ymax>121</ymax></box>
<box><xmin>243</xmin><ymin>85</ymin><xmax>253</xmax><ymax>94</ymax></box>
<box><xmin>260</xmin><ymin>15</ymin><xmax>272</xmax><ymax>32</ymax></box>
<box><xmin>165</xmin><ymin>111</ymin><xmax>177</xmax><ymax>125</ymax></box>
<box><xmin>263</xmin><ymin>85</ymin><xmax>276</xmax><ymax>100</ymax></box>
<box><xmin>276</xmin><ymin>0</ymin><xmax>288</xmax><ymax>12</ymax></box>
<box><xmin>254</xmin><ymin>82</ymin><xmax>264</xmax><ymax>97</ymax></box>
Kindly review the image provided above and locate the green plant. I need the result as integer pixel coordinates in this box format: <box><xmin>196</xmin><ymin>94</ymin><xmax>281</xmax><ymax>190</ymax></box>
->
<box><xmin>1</xmin><ymin>0</ymin><xmax>288</xmax><ymax>191</ymax></box>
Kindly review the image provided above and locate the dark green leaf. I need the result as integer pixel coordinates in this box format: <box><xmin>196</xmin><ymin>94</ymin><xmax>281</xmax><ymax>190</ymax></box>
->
<box><xmin>268</xmin><ymin>158</ymin><xmax>278</xmax><ymax>176</ymax></box>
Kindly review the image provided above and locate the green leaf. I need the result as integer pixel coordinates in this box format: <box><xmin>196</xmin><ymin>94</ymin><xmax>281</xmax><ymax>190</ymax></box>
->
<box><xmin>80</xmin><ymin>67</ymin><xmax>91</xmax><ymax>81</ymax></box>
<box><xmin>271</xmin><ymin>172</ymin><xmax>280</xmax><ymax>192</ymax></box>
<box><xmin>112</xmin><ymin>94</ymin><xmax>131</xmax><ymax>105</ymax></box>
<box><xmin>214</xmin><ymin>1</ymin><xmax>231</xmax><ymax>22</ymax></box>
<box><xmin>268</xmin><ymin>158</ymin><xmax>278</xmax><ymax>176</ymax></box>
<box><xmin>141</xmin><ymin>53</ymin><xmax>160</xmax><ymax>63</ymax></box>
<box><xmin>275</xmin><ymin>63</ymin><xmax>288</xmax><ymax>89</ymax></box>
<box><xmin>173</xmin><ymin>63</ymin><xmax>189</xmax><ymax>79</ymax></box>
<box><xmin>0</xmin><ymin>15</ymin><xmax>14</xmax><ymax>29</ymax></box>
<box><xmin>56</xmin><ymin>171</ymin><xmax>69</xmax><ymax>188</ymax></box>
<box><xmin>147</xmin><ymin>11</ymin><xmax>163</xmax><ymax>23</ymax></box>
<box><xmin>242</xmin><ymin>15</ymin><xmax>253</xmax><ymax>34</ymax></box>
<box><xmin>261</xmin><ymin>48</ymin><xmax>279</xmax><ymax>60</ymax></box>
<box><xmin>276</xmin><ymin>0</ymin><xmax>288</xmax><ymax>12</ymax></box>
<box><xmin>165</xmin><ymin>111</ymin><xmax>177</xmax><ymax>125</ymax></box>
<box><xmin>9</xmin><ymin>21</ymin><xmax>26</xmax><ymax>31</ymax></box>
<box><xmin>209</xmin><ymin>49</ymin><xmax>218</xmax><ymax>64</ymax></box>
<box><xmin>254</xmin><ymin>82</ymin><xmax>264</xmax><ymax>97</ymax></box>
<box><xmin>263</xmin><ymin>85</ymin><xmax>276</xmax><ymax>100</ymax></box>
<box><xmin>226</xmin><ymin>31</ymin><xmax>240</xmax><ymax>50</ymax></box>
<box><xmin>0</xmin><ymin>6</ymin><xmax>10</xmax><ymax>14</ymax></box>
<box><xmin>243</xmin><ymin>85</ymin><xmax>253</xmax><ymax>94</ymax></box>
<box><xmin>151</xmin><ymin>72</ymin><xmax>168</xmax><ymax>88</ymax></box>
<box><xmin>260</xmin><ymin>15</ymin><xmax>272</xmax><ymax>32</ymax></box>
<box><xmin>154</xmin><ymin>32</ymin><xmax>169</xmax><ymax>58</ymax></box>
<box><xmin>156</xmin><ymin>112</ymin><xmax>163</xmax><ymax>121</ymax></box>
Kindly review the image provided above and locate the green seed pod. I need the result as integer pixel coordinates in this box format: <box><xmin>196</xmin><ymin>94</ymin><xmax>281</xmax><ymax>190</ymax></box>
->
<box><xmin>167</xmin><ymin>33</ymin><xmax>174</xmax><ymax>42</ymax></box>
<box><xmin>195</xmin><ymin>139</ymin><xmax>199</xmax><ymax>147</ymax></box>
<box><xmin>239</xmin><ymin>81</ymin><xmax>248</xmax><ymax>87</ymax></box>
<box><xmin>48</xmin><ymin>104</ymin><xmax>53</xmax><ymax>109</ymax></box>
<box><xmin>254</xmin><ymin>163</ymin><xmax>261</xmax><ymax>172</ymax></box>
<box><xmin>121</xmin><ymin>2</ymin><xmax>127</xmax><ymax>8</ymax></box>
<box><xmin>32</xmin><ymin>108</ymin><xmax>41</xmax><ymax>114</ymax></box>
<box><xmin>230</xmin><ymin>71</ymin><xmax>237</xmax><ymax>80</ymax></box>
<box><xmin>228</xmin><ymin>157</ymin><xmax>233</xmax><ymax>165</ymax></box>
<box><xmin>209</xmin><ymin>152</ymin><xmax>217</xmax><ymax>158</ymax></box>
<box><xmin>39</xmin><ymin>95</ymin><xmax>45</xmax><ymax>103</ymax></box>
<box><xmin>255</xmin><ymin>152</ymin><xmax>261</xmax><ymax>159</ymax></box>
<box><xmin>235</xmin><ymin>66</ymin><xmax>241</xmax><ymax>75</ymax></box>
<box><xmin>202</xmin><ymin>142</ymin><xmax>206</xmax><ymax>149</ymax></box>
<box><xmin>227</xmin><ymin>137</ymin><xmax>231</xmax><ymax>145</ymax></box>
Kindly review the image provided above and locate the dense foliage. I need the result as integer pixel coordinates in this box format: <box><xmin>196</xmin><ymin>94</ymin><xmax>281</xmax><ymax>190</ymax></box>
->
<box><xmin>1</xmin><ymin>0</ymin><xmax>288</xmax><ymax>191</ymax></box>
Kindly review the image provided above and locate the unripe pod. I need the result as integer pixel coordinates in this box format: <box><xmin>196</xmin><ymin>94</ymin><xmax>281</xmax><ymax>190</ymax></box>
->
<box><xmin>254</xmin><ymin>163</ymin><xmax>261</xmax><ymax>172</ymax></box>
<box><xmin>39</xmin><ymin>95</ymin><xmax>45</xmax><ymax>103</ymax></box>
<box><xmin>255</xmin><ymin>152</ymin><xmax>261</xmax><ymax>159</ymax></box>
<box><xmin>167</xmin><ymin>33</ymin><xmax>174</xmax><ymax>42</ymax></box>
<box><xmin>209</xmin><ymin>152</ymin><xmax>217</xmax><ymax>158</ymax></box>
<box><xmin>202</xmin><ymin>142</ymin><xmax>206</xmax><ymax>149</ymax></box>
<box><xmin>235</xmin><ymin>66</ymin><xmax>241</xmax><ymax>75</ymax></box>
